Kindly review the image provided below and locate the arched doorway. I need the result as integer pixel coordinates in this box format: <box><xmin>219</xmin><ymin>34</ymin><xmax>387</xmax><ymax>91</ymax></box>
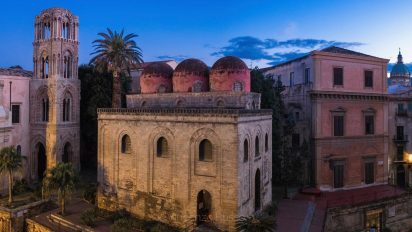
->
<box><xmin>63</xmin><ymin>142</ymin><xmax>72</xmax><ymax>163</ymax></box>
<box><xmin>397</xmin><ymin>165</ymin><xmax>405</xmax><ymax>187</ymax></box>
<box><xmin>197</xmin><ymin>190</ymin><xmax>212</xmax><ymax>225</ymax></box>
<box><xmin>255</xmin><ymin>169</ymin><xmax>261</xmax><ymax>211</ymax></box>
<box><xmin>36</xmin><ymin>143</ymin><xmax>46</xmax><ymax>180</ymax></box>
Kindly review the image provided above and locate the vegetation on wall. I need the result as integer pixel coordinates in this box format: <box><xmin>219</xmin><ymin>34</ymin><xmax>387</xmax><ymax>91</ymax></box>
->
<box><xmin>78</xmin><ymin>65</ymin><xmax>112</xmax><ymax>170</ymax></box>
<box><xmin>251</xmin><ymin>68</ymin><xmax>307</xmax><ymax>198</ymax></box>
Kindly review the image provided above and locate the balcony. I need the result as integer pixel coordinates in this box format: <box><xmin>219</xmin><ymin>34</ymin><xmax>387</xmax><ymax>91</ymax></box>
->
<box><xmin>393</xmin><ymin>134</ymin><xmax>408</xmax><ymax>143</ymax></box>
<box><xmin>396</xmin><ymin>109</ymin><xmax>408</xmax><ymax>117</ymax></box>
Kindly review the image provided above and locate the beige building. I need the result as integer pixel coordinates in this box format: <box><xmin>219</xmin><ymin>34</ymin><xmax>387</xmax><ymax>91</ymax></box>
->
<box><xmin>30</xmin><ymin>8</ymin><xmax>81</xmax><ymax>181</ymax></box>
<box><xmin>97</xmin><ymin>57</ymin><xmax>272</xmax><ymax>230</ymax></box>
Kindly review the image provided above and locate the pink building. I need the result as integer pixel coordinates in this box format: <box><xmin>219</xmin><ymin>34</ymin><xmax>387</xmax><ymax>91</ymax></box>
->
<box><xmin>0</xmin><ymin>67</ymin><xmax>31</xmax><ymax>190</ymax></box>
<box><xmin>263</xmin><ymin>46</ymin><xmax>389</xmax><ymax>191</ymax></box>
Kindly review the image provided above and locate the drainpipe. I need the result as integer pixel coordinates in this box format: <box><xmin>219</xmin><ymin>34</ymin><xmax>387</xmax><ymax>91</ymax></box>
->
<box><xmin>9</xmin><ymin>81</ymin><xmax>11</xmax><ymax>110</ymax></box>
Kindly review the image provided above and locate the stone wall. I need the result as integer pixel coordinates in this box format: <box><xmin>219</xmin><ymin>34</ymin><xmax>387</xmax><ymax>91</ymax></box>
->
<box><xmin>97</xmin><ymin>108</ymin><xmax>272</xmax><ymax>231</ymax></box>
<box><xmin>324</xmin><ymin>193</ymin><xmax>412</xmax><ymax>232</ymax></box>
<box><xmin>0</xmin><ymin>200</ymin><xmax>47</xmax><ymax>232</ymax></box>
<box><xmin>126</xmin><ymin>92</ymin><xmax>261</xmax><ymax>110</ymax></box>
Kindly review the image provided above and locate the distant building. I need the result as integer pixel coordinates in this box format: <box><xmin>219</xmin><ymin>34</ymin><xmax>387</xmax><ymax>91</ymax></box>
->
<box><xmin>97</xmin><ymin>57</ymin><xmax>272</xmax><ymax>230</ymax></box>
<box><xmin>387</xmin><ymin>50</ymin><xmax>412</xmax><ymax>187</ymax></box>
<box><xmin>263</xmin><ymin>46</ymin><xmax>389</xmax><ymax>191</ymax></box>
<box><xmin>389</xmin><ymin>50</ymin><xmax>410</xmax><ymax>86</ymax></box>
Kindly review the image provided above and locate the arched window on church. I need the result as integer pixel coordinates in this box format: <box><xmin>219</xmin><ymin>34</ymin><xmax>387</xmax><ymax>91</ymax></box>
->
<box><xmin>16</xmin><ymin>145</ymin><xmax>21</xmax><ymax>156</ymax></box>
<box><xmin>265</xmin><ymin>133</ymin><xmax>269</xmax><ymax>152</ymax></box>
<box><xmin>41</xmin><ymin>56</ymin><xmax>49</xmax><ymax>79</ymax></box>
<box><xmin>121</xmin><ymin>135</ymin><xmax>131</xmax><ymax>154</ymax></box>
<box><xmin>42</xmin><ymin>98</ymin><xmax>49</xmax><ymax>122</ymax></box>
<box><xmin>243</xmin><ymin>139</ymin><xmax>249</xmax><ymax>162</ymax></box>
<box><xmin>255</xmin><ymin>136</ymin><xmax>260</xmax><ymax>157</ymax></box>
<box><xmin>43</xmin><ymin>22</ymin><xmax>51</xmax><ymax>40</ymax></box>
<box><xmin>199</xmin><ymin>139</ymin><xmax>213</xmax><ymax>161</ymax></box>
<box><xmin>64</xmin><ymin>51</ymin><xmax>72</xmax><ymax>78</ymax></box>
<box><xmin>62</xmin><ymin>98</ymin><xmax>71</xmax><ymax>122</ymax></box>
<box><xmin>62</xmin><ymin>22</ymin><xmax>70</xmax><ymax>40</ymax></box>
<box><xmin>156</xmin><ymin>137</ymin><xmax>168</xmax><ymax>157</ymax></box>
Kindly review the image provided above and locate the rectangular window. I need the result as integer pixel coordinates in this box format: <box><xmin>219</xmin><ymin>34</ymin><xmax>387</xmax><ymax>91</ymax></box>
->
<box><xmin>333</xmin><ymin>163</ymin><xmax>344</xmax><ymax>188</ymax></box>
<box><xmin>305</xmin><ymin>68</ymin><xmax>310</xmax><ymax>84</ymax></box>
<box><xmin>365</xmin><ymin>115</ymin><xmax>374</xmax><ymax>135</ymax></box>
<box><xmin>292</xmin><ymin>133</ymin><xmax>300</xmax><ymax>148</ymax></box>
<box><xmin>333</xmin><ymin>115</ymin><xmax>344</xmax><ymax>136</ymax></box>
<box><xmin>333</xmin><ymin>67</ymin><xmax>343</xmax><ymax>86</ymax></box>
<box><xmin>397</xmin><ymin>146</ymin><xmax>404</xmax><ymax>161</ymax></box>
<box><xmin>295</xmin><ymin>112</ymin><xmax>300</xmax><ymax>121</ymax></box>
<box><xmin>397</xmin><ymin>126</ymin><xmax>404</xmax><ymax>140</ymax></box>
<box><xmin>364</xmin><ymin>70</ymin><xmax>373</xmax><ymax>87</ymax></box>
<box><xmin>364</xmin><ymin>162</ymin><xmax>374</xmax><ymax>184</ymax></box>
<box><xmin>289</xmin><ymin>72</ymin><xmax>294</xmax><ymax>86</ymax></box>
<box><xmin>11</xmin><ymin>105</ymin><xmax>20</xmax><ymax>124</ymax></box>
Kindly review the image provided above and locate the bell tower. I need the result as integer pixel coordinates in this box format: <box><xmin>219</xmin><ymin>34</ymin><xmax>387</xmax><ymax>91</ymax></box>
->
<box><xmin>30</xmin><ymin>8</ymin><xmax>80</xmax><ymax>180</ymax></box>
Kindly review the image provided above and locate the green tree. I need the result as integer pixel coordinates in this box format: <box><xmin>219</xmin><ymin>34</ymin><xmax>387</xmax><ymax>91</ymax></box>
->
<box><xmin>251</xmin><ymin>67</ymin><xmax>303</xmax><ymax>198</ymax></box>
<box><xmin>78</xmin><ymin>65</ymin><xmax>112</xmax><ymax>169</ymax></box>
<box><xmin>90</xmin><ymin>28</ymin><xmax>143</xmax><ymax>108</ymax></box>
<box><xmin>0</xmin><ymin>146</ymin><xmax>25</xmax><ymax>205</ymax></box>
<box><xmin>43</xmin><ymin>162</ymin><xmax>78</xmax><ymax>215</ymax></box>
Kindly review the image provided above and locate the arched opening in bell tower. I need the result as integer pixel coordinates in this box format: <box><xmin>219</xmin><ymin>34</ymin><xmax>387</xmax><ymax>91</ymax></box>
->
<box><xmin>36</xmin><ymin>142</ymin><xmax>46</xmax><ymax>180</ymax></box>
<box><xmin>63</xmin><ymin>142</ymin><xmax>72</xmax><ymax>163</ymax></box>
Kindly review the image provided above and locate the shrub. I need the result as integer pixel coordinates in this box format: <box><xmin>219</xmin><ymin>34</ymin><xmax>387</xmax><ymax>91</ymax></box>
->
<box><xmin>13</xmin><ymin>179</ymin><xmax>31</xmax><ymax>195</ymax></box>
<box><xmin>81</xmin><ymin>208</ymin><xmax>99</xmax><ymax>227</ymax></box>
<box><xmin>235</xmin><ymin>212</ymin><xmax>276</xmax><ymax>232</ymax></box>
<box><xmin>83</xmin><ymin>183</ymin><xmax>97</xmax><ymax>204</ymax></box>
<box><xmin>111</xmin><ymin>208</ymin><xmax>130</xmax><ymax>222</ymax></box>
<box><xmin>111</xmin><ymin>218</ymin><xmax>138</xmax><ymax>232</ymax></box>
<box><xmin>149</xmin><ymin>222</ymin><xmax>179</xmax><ymax>232</ymax></box>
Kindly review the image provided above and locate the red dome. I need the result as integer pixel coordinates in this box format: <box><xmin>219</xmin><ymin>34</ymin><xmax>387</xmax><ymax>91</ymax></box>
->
<box><xmin>173</xmin><ymin>58</ymin><xmax>209</xmax><ymax>92</ymax></box>
<box><xmin>140</xmin><ymin>62</ymin><xmax>173</xmax><ymax>94</ymax></box>
<box><xmin>210</xmin><ymin>56</ymin><xmax>250</xmax><ymax>92</ymax></box>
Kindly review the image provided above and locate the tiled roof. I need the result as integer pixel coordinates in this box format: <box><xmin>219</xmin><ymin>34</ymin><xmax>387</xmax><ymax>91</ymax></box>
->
<box><xmin>320</xmin><ymin>46</ymin><xmax>381</xmax><ymax>59</ymax></box>
<box><xmin>0</xmin><ymin>67</ymin><xmax>33</xmax><ymax>78</ymax></box>
<box><xmin>260</xmin><ymin>46</ymin><xmax>385</xmax><ymax>72</ymax></box>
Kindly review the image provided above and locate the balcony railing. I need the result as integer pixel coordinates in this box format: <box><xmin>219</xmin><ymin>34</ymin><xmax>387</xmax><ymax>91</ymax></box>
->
<box><xmin>396</xmin><ymin>109</ymin><xmax>408</xmax><ymax>117</ymax></box>
<box><xmin>393</xmin><ymin>134</ymin><xmax>408</xmax><ymax>143</ymax></box>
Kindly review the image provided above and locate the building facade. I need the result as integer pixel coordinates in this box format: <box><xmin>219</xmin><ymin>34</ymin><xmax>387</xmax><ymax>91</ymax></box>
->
<box><xmin>97</xmin><ymin>57</ymin><xmax>272</xmax><ymax>230</ymax></box>
<box><xmin>387</xmin><ymin>51</ymin><xmax>412</xmax><ymax>187</ymax></box>
<box><xmin>0</xmin><ymin>7</ymin><xmax>80</xmax><ymax>192</ymax></box>
<box><xmin>30</xmin><ymin>8</ymin><xmax>81</xmax><ymax>181</ymax></box>
<box><xmin>263</xmin><ymin>46</ymin><xmax>389</xmax><ymax>191</ymax></box>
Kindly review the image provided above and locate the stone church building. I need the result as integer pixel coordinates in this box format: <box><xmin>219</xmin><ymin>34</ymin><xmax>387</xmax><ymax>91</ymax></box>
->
<box><xmin>0</xmin><ymin>7</ymin><xmax>80</xmax><ymax>189</ymax></box>
<box><xmin>97</xmin><ymin>57</ymin><xmax>273</xmax><ymax>230</ymax></box>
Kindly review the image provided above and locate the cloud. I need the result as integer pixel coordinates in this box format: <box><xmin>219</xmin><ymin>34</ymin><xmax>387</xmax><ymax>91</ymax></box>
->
<box><xmin>211</xmin><ymin>36</ymin><xmax>364</xmax><ymax>66</ymax></box>
<box><xmin>156</xmin><ymin>55</ymin><xmax>189</xmax><ymax>62</ymax></box>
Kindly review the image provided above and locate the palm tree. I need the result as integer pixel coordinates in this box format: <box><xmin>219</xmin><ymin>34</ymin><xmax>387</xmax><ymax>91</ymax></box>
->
<box><xmin>43</xmin><ymin>162</ymin><xmax>78</xmax><ymax>215</ymax></box>
<box><xmin>0</xmin><ymin>146</ymin><xmax>24</xmax><ymax>205</ymax></box>
<box><xmin>90</xmin><ymin>28</ymin><xmax>143</xmax><ymax>108</ymax></box>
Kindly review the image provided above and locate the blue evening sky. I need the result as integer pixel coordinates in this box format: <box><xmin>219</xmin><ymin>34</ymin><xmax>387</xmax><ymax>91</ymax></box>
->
<box><xmin>1</xmin><ymin>0</ymin><xmax>411</xmax><ymax>70</ymax></box>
